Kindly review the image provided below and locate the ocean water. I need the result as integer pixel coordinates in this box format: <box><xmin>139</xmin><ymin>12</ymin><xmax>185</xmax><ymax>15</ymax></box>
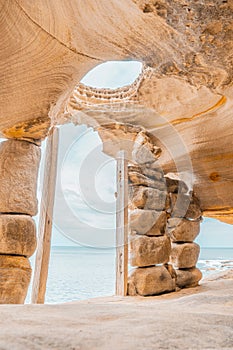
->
<box><xmin>26</xmin><ymin>247</ymin><xmax>233</xmax><ymax>304</ymax></box>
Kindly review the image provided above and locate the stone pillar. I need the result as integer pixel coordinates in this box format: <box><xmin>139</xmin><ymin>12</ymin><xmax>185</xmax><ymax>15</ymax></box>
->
<box><xmin>166</xmin><ymin>176</ymin><xmax>203</xmax><ymax>289</ymax></box>
<box><xmin>127</xmin><ymin>136</ymin><xmax>176</xmax><ymax>296</ymax></box>
<box><xmin>0</xmin><ymin>139</ymin><xmax>40</xmax><ymax>303</ymax></box>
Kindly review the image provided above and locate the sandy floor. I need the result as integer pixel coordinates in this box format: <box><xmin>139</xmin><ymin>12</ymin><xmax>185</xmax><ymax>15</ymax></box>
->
<box><xmin>0</xmin><ymin>271</ymin><xmax>233</xmax><ymax>350</ymax></box>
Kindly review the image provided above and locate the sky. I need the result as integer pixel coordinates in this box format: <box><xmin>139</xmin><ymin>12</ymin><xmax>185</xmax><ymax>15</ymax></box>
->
<box><xmin>36</xmin><ymin>60</ymin><xmax>233</xmax><ymax>248</ymax></box>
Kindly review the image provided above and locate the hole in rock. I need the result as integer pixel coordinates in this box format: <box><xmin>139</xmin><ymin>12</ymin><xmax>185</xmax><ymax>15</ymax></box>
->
<box><xmin>81</xmin><ymin>60</ymin><xmax>143</xmax><ymax>89</ymax></box>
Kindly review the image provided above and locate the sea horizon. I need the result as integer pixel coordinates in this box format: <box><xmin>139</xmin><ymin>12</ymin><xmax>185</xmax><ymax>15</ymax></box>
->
<box><xmin>26</xmin><ymin>246</ymin><xmax>233</xmax><ymax>304</ymax></box>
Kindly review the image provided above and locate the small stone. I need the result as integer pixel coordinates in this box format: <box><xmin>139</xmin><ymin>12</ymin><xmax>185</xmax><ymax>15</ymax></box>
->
<box><xmin>167</xmin><ymin>218</ymin><xmax>200</xmax><ymax>242</ymax></box>
<box><xmin>186</xmin><ymin>196</ymin><xmax>202</xmax><ymax>220</ymax></box>
<box><xmin>170</xmin><ymin>242</ymin><xmax>200</xmax><ymax>268</ymax></box>
<box><xmin>176</xmin><ymin>268</ymin><xmax>202</xmax><ymax>288</ymax></box>
<box><xmin>132</xmin><ymin>132</ymin><xmax>161</xmax><ymax>164</ymax></box>
<box><xmin>128</xmin><ymin>164</ymin><xmax>163</xmax><ymax>180</ymax></box>
<box><xmin>0</xmin><ymin>140</ymin><xmax>41</xmax><ymax>216</ymax></box>
<box><xmin>164</xmin><ymin>173</ymin><xmax>189</xmax><ymax>194</ymax></box>
<box><xmin>130</xmin><ymin>209</ymin><xmax>167</xmax><ymax>235</ymax></box>
<box><xmin>128</xmin><ymin>171</ymin><xmax>166</xmax><ymax>191</ymax></box>
<box><xmin>0</xmin><ymin>255</ymin><xmax>31</xmax><ymax>304</ymax></box>
<box><xmin>168</xmin><ymin>193</ymin><xmax>191</xmax><ymax>218</ymax></box>
<box><xmin>127</xmin><ymin>266</ymin><xmax>175</xmax><ymax>296</ymax></box>
<box><xmin>168</xmin><ymin>193</ymin><xmax>202</xmax><ymax>219</ymax></box>
<box><xmin>142</xmin><ymin>167</ymin><xmax>163</xmax><ymax>180</ymax></box>
<box><xmin>130</xmin><ymin>235</ymin><xmax>171</xmax><ymax>267</ymax></box>
<box><xmin>129</xmin><ymin>185</ymin><xmax>167</xmax><ymax>210</ymax></box>
<box><xmin>0</xmin><ymin>215</ymin><xmax>37</xmax><ymax>257</ymax></box>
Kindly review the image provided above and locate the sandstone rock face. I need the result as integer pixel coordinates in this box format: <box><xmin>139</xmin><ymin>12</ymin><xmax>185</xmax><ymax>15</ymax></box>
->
<box><xmin>167</xmin><ymin>218</ymin><xmax>200</xmax><ymax>243</ymax></box>
<box><xmin>0</xmin><ymin>215</ymin><xmax>37</xmax><ymax>257</ymax></box>
<box><xmin>1</xmin><ymin>0</ymin><xmax>233</xmax><ymax>224</ymax></box>
<box><xmin>129</xmin><ymin>186</ymin><xmax>167</xmax><ymax>210</ymax></box>
<box><xmin>0</xmin><ymin>140</ymin><xmax>41</xmax><ymax>216</ymax></box>
<box><xmin>170</xmin><ymin>243</ymin><xmax>200</xmax><ymax>269</ymax></box>
<box><xmin>128</xmin><ymin>266</ymin><xmax>175</xmax><ymax>296</ymax></box>
<box><xmin>130</xmin><ymin>209</ymin><xmax>167</xmax><ymax>235</ymax></box>
<box><xmin>176</xmin><ymin>268</ymin><xmax>202</xmax><ymax>289</ymax></box>
<box><xmin>130</xmin><ymin>235</ymin><xmax>171</xmax><ymax>267</ymax></box>
<box><xmin>0</xmin><ymin>255</ymin><xmax>31</xmax><ymax>304</ymax></box>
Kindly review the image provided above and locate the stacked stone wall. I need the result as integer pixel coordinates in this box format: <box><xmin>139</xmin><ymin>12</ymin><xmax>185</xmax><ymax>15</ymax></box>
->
<box><xmin>0</xmin><ymin>140</ymin><xmax>40</xmax><ymax>303</ymax></box>
<box><xmin>128</xmin><ymin>136</ymin><xmax>203</xmax><ymax>296</ymax></box>
<box><xmin>166</xmin><ymin>177</ymin><xmax>203</xmax><ymax>289</ymax></box>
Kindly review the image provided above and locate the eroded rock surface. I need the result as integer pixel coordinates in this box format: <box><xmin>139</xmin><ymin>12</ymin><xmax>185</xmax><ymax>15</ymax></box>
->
<box><xmin>1</xmin><ymin>0</ymin><xmax>233</xmax><ymax>223</ymax></box>
<box><xmin>0</xmin><ymin>215</ymin><xmax>37</xmax><ymax>257</ymax></box>
<box><xmin>0</xmin><ymin>255</ymin><xmax>31</xmax><ymax>304</ymax></box>
<box><xmin>0</xmin><ymin>140</ymin><xmax>41</xmax><ymax>216</ymax></box>
<box><xmin>130</xmin><ymin>235</ymin><xmax>171</xmax><ymax>267</ymax></box>
<box><xmin>170</xmin><ymin>242</ymin><xmax>200</xmax><ymax>269</ymax></box>
<box><xmin>128</xmin><ymin>265</ymin><xmax>175</xmax><ymax>296</ymax></box>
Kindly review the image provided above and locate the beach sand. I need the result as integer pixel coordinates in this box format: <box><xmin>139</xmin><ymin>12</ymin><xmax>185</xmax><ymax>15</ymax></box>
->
<box><xmin>1</xmin><ymin>271</ymin><xmax>233</xmax><ymax>349</ymax></box>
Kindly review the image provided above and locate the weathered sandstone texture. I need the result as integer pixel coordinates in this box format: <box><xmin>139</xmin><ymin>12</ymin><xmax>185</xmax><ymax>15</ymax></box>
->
<box><xmin>130</xmin><ymin>235</ymin><xmax>171</xmax><ymax>267</ymax></box>
<box><xmin>0</xmin><ymin>140</ymin><xmax>41</xmax><ymax>216</ymax></box>
<box><xmin>0</xmin><ymin>215</ymin><xmax>37</xmax><ymax>257</ymax></box>
<box><xmin>1</xmin><ymin>0</ymin><xmax>233</xmax><ymax>226</ymax></box>
<box><xmin>128</xmin><ymin>166</ymin><xmax>203</xmax><ymax>295</ymax></box>
<box><xmin>176</xmin><ymin>268</ymin><xmax>203</xmax><ymax>289</ymax></box>
<box><xmin>0</xmin><ymin>255</ymin><xmax>31</xmax><ymax>304</ymax></box>
<box><xmin>128</xmin><ymin>265</ymin><xmax>175</xmax><ymax>296</ymax></box>
<box><xmin>165</xmin><ymin>174</ymin><xmax>202</xmax><ymax>289</ymax></box>
<box><xmin>170</xmin><ymin>242</ymin><xmax>200</xmax><ymax>269</ymax></box>
<box><xmin>130</xmin><ymin>209</ymin><xmax>167</xmax><ymax>235</ymax></box>
<box><xmin>167</xmin><ymin>218</ymin><xmax>200</xmax><ymax>243</ymax></box>
<box><xmin>2</xmin><ymin>0</ymin><xmax>231</xmax><ymax>301</ymax></box>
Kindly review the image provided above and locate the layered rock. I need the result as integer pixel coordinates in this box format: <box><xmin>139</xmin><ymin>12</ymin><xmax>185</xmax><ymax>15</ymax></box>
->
<box><xmin>167</xmin><ymin>218</ymin><xmax>200</xmax><ymax>243</ymax></box>
<box><xmin>130</xmin><ymin>209</ymin><xmax>167</xmax><ymax>235</ymax></box>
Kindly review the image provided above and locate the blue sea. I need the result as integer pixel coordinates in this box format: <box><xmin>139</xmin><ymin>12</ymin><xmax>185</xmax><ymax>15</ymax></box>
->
<box><xmin>26</xmin><ymin>247</ymin><xmax>233</xmax><ymax>304</ymax></box>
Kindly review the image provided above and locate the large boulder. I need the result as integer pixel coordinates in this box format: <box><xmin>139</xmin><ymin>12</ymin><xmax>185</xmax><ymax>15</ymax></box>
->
<box><xmin>128</xmin><ymin>265</ymin><xmax>175</xmax><ymax>296</ymax></box>
<box><xmin>130</xmin><ymin>234</ymin><xmax>171</xmax><ymax>267</ymax></box>
<box><xmin>168</xmin><ymin>193</ymin><xmax>202</xmax><ymax>219</ymax></box>
<box><xmin>0</xmin><ymin>255</ymin><xmax>31</xmax><ymax>304</ymax></box>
